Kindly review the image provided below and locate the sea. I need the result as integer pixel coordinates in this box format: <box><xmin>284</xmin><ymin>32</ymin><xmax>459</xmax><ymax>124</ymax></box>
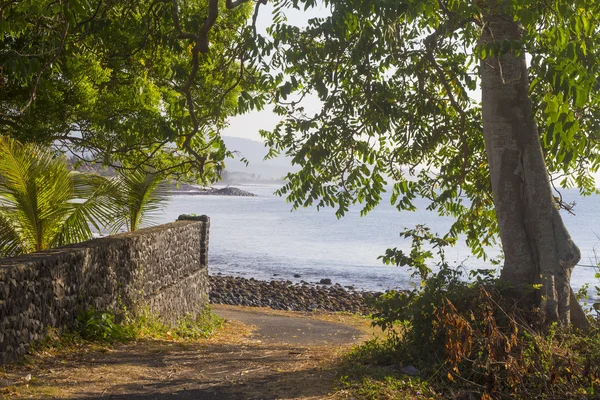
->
<box><xmin>153</xmin><ymin>184</ymin><xmax>600</xmax><ymax>297</ymax></box>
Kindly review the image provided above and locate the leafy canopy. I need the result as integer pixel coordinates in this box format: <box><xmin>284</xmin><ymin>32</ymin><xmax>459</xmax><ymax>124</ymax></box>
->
<box><xmin>260</xmin><ymin>0</ymin><xmax>600</xmax><ymax>258</ymax></box>
<box><xmin>1</xmin><ymin>0</ymin><xmax>268</xmax><ymax>182</ymax></box>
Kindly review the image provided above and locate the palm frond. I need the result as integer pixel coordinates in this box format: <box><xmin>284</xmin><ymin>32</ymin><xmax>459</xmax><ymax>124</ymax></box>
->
<box><xmin>110</xmin><ymin>168</ymin><xmax>170</xmax><ymax>232</ymax></box>
<box><xmin>0</xmin><ymin>136</ymin><xmax>48</xmax><ymax>252</ymax></box>
<box><xmin>50</xmin><ymin>173</ymin><xmax>120</xmax><ymax>248</ymax></box>
<box><xmin>0</xmin><ymin>213</ymin><xmax>24</xmax><ymax>257</ymax></box>
<box><xmin>35</xmin><ymin>155</ymin><xmax>74</xmax><ymax>249</ymax></box>
<box><xmin>0</xmin><ymin>136</ymin><xmax>124</xmax><ymax>254</ymax></box>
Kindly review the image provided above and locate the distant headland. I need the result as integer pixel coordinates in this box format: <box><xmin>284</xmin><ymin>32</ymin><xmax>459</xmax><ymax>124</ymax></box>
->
<box><xmin>169</xmin><ymin>182</ymin><xmax>256</xmax><ymax>197</ymax></box>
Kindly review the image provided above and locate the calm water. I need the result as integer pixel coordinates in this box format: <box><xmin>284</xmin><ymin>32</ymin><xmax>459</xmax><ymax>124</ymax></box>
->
<box><xmin>153</xmin><ymin>184</ymin><xmax>600</xmax><ymax>294</ymax></box>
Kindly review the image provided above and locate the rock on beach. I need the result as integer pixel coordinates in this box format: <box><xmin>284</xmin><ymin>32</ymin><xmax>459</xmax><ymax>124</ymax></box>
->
<box><xmin>209</xmin><ymin>275</ymin><xmax>385</xmax><ymax>314</ymax></box>
<box><xmin>169</xmin><ymin>184</ymin><xmax>256</xmax><ymax>197</ymax></box>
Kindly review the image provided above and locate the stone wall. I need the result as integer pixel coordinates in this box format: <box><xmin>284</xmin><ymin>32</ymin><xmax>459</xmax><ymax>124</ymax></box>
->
<box><xmin>0</xmin><ymin>216</ymin><xmax>210</xmax><ymax>365</ymax></box>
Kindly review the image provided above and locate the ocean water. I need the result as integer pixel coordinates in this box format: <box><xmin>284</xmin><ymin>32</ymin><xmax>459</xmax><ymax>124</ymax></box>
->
<box><xmin>153</xmin><ymin>184</ymin><xmax>600</xmax><ymax>294</ymax></box>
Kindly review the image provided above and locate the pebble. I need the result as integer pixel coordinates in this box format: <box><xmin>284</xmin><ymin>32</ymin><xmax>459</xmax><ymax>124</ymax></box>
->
<box><xmin>400</xmin><ymin>365</ymin><xmax>420</xmax><ymax>376</ymax></box>
<box><xmin>209</xmin><ymin>275</ymin><xmax>387</xmax><ymax>314</ymax></box>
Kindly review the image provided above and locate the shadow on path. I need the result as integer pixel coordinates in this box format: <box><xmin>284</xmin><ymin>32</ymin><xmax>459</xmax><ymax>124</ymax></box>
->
<box><xmin>2</xmin><ymin>306</ymin><xmax>368</xmax><ymax>399</ymax></box>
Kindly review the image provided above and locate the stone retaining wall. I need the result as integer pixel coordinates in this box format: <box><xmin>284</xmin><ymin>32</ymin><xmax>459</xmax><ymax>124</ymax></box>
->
<box><xmin>0</xmin><ymin>216</ymin><xmax>210</xmax><ymax>365</ymax></box>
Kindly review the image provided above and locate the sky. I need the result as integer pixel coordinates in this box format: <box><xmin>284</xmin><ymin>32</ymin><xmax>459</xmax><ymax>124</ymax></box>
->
<box><xmin>222</xmin><ymin>3</ymin><xmax>328</xmax><ymax>141</ymax></box>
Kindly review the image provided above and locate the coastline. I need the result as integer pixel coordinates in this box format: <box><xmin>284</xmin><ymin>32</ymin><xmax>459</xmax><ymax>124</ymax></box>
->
<box><xmin>169</xmin><ymin>184</ymin><xmax>256</xmax><ymax>197</ymax></box>
<box><xmin>159</xmin><ymin>186</ymin><xmax>600</xmax><ymax>295</ymax></box>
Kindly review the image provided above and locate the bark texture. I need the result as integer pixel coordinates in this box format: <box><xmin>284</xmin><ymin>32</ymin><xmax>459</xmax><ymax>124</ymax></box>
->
<box><xmin>480</xmin><ymin>4</ymin><xmax>587</xmax><ymax>327</ymax></box>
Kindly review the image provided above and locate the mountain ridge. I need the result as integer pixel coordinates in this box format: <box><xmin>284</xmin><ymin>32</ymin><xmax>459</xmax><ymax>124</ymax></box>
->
<box><xmin>222</xmin><ymin>136</ymin><xmax>295</xmax><ymax>180</ymax></box>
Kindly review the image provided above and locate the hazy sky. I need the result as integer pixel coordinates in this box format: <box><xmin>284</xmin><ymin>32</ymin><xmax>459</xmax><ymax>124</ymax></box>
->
<box><xmin>222</xmin><ymin>4</ymin><xmax>328</xmax><ymax>141</ymax></box>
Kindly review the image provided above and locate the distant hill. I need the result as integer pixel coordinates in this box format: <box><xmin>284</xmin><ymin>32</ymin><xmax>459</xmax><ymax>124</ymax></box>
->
<box><xmin>221</xmin><ymin>136</ymin><xmax>296</xmax><ymax>182</ymax></box>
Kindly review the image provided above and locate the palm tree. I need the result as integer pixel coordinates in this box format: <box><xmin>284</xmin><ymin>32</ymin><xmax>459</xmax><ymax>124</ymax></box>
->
<box><xmin>0</xmin><ymin>136</ymin><xmax>118</xmax><ymax>257</ymax></box>
<box><xmin>109</xmin><ymin>168</ymin><xmax>170</xmax><ymax>232</ymax></box>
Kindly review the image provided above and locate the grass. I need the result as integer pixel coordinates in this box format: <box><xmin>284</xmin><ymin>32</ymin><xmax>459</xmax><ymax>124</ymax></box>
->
<box><xmin>127</xmin><ymin>306</ymin><xmax>225</xmax><ymax>341</ymax></box>
<box><xmin>12</xmin><ymin>306</ymin><xmax>225</xmax><ymax>365</ymax></box>
<box><xmin>329</xmin><ymin>336</ymin><xmax>438</xmax><ymax>400</ymax></box>
<box><xmin>338</xmin><ymin>372</ymin><xmax>436</xmax><ymax>400</ymax></box>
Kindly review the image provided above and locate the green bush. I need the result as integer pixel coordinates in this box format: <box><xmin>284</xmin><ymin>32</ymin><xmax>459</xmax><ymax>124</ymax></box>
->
<box><xmin>75</xmin><ymin>308</ymin><xmax>135</xmax><ymax>342</ymax></box>
<box><xmin>173</xmin><ymin>308</ymin><xmax>225</xmax><ymax>340</ymax></box>
<box><xmin>359</xmin><ymin>285</ymin><xmax>600</xmax><ymax>399</ymax></box>
<box><xmin>73</xmin><ymin>306</ymin><xmax>224</xmax><ymax>343</ymax></box>
<box><xmin>348</xmin><ymin>226</ymin><xmax>600</xmax><ymax>399</ymax></box>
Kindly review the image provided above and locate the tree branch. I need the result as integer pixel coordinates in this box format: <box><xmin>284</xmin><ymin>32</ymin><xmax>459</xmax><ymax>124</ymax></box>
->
<box><xmin>252</xmin><ymin>0</ymin><xmax>267</xmax><ymax>36</ymax></box>
<box><xmin>226</xmin><ymin>0</ymin><xmax>252</xmax><ymax>9</ymax></box>
<box><xmin>19</xmin><ymin>17</ymin><xmax>69</xmax><ymax>114</ymax></box>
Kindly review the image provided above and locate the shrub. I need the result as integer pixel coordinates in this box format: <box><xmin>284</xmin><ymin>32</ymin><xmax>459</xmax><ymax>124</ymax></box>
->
<box><xmin>75</xmin><ymin>308</ymin><xmax>135</xmax><ymax>342</ymax></box>
<box><xmin>73</xmin><ymin>306</ymin><xmax>224</xmax><ymax>343</ymax></box>
<box><xmin>353</xmin><ymin>226</ymin><xmax>600</xmax><ymax>399</ymax></box>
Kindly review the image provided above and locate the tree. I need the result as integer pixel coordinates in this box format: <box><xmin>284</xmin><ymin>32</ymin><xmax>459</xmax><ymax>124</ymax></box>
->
<box><xmin>0</xmin><ymin>136</ymin><xmax>116</xmax><ymax>257</ymax></box>
<box><xmin>479</xmin><ymin>1</ymin><xmax>585</xmax><ymax>326</ymax></box>
<box><xmin>1</xmin><ymin>0</ymin><xmax>268</xmax><ymax>182</ymax></box>
<box><xmin>261</xmin><ymin>0</ymin><xmax>600</xmax><ymax>326</ymax></box>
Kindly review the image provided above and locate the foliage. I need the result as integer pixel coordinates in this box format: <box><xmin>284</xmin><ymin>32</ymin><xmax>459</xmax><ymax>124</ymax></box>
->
<box><xmin>371</xmin><ymin>260</ymin><xmax>499</xmax><ymax>364</ymax></box>
<box><xmin>75</xmin><ymin>308</ymin><xmax>136</xmax><ymax>343</ymax></box>
<box><xmin>379</xmin><ymin>225</ymin><xmax>457</xmax><ymax>281</ymax></box>
<box><xmin>109</xmin><ymin>168</ymin><xmax>171</xmax><ymax>232</ymax></box>
<box><xmin>261</xmin><ymin>0</ymin><xmax>600</xmax><ymax>260</ymax></box>
<box><xmin>0</xmin><ymin>136</ymin><xmax>117</xmax><ymax>257</ymax></box>
<box><xmin>1</xmin><ymin>0</ymin><xmax>268</xmax><ymax>182</ymax></box>
<box><xmin>337</xmin><ymin>358</ymin><xmax>437</xmax><ymax>400</ymax></box>
<box><xmin>172</xmin><ymin>309</ymin><xmax>225</xmax><ymax>339</ymax></box>
<box><xmin>360</xmin><ymin>255</ymin><xmax>600</xmax><ymax>399</ymax></box>
<box><xmin>129</xmin><ymin>306</ymin><xmax>225</xmax><ymax>341</ymax></box>
<box><xmin>72</xmin><ymin>306</ymin><xmax>224</xmax><ymax>344</ymax></box>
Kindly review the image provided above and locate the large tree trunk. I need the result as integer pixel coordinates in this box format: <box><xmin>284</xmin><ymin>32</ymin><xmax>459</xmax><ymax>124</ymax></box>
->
<box><xmin>480</xmin><ymin>4</ymin><xmax>588</xmax><ymax>328</ymax></box>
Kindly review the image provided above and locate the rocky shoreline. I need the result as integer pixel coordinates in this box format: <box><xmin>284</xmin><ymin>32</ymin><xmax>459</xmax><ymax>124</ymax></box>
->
<box><xmin>169</xmin><ymin>183</ymin><xmax>256</xmax><ymax>197</ymax></box>
<box><xmin>209</xmin><ymin>275</ymin><xmax>386</xmax><ymax>314</ymax></box>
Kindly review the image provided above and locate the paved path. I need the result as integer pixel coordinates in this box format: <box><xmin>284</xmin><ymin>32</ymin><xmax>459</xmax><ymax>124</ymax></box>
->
<box><xmin>212</xmin><ymin>305</ymin><xmax>363</xmax><ymax>346</ymax></box>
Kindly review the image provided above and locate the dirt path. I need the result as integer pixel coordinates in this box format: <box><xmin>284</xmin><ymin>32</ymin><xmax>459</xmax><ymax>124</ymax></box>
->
<box><xmin>1</xmin><ymin>306</ymin><xmax>372</xmax><ymax>400</ymax></box>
